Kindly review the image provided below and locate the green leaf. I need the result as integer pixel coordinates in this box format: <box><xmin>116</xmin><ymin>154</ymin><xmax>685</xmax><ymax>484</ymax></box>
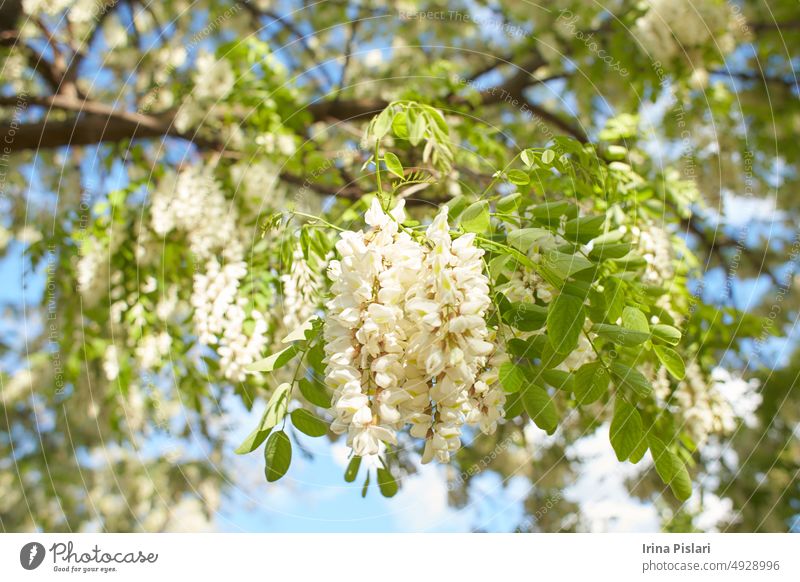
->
<box><xmin>391</xmin><ymin>111</ymin><xmax>409</xmax><ymax>139</ymax></box>
<box><xmin>246</xmin><ymin>344</ymin><xmax>300</xmax><ymax>373</ymax></box>
<box><xmin>460</xmin><ymin>200</ymin><xmax>490</xmax><ymax>233</ymax></box>
<box><xmin>609</xmin><ymin>397</ymin><xmax>644</xmax><ymax>461</ymax></box>
<box><xmin>622</xmin><ymin>306</ymin><xmax>650</xmax><ymax>334</ymax></box>
<box><xmin>298</xmin><ymin>377</ymin><xmax>332</xmax><ymax>408</ymax></box>
<box><xmin>235</xmin><ymin>426</ymin><xmax>272</xmax><ymax>455</ymax></box>
<box><xmin>504</xmin><ymin>302</ymin><xmax>547</xmax><ymax>332</ymax></box>
<box><xmin>542</xmin><ymin>250</ymin><xmax>594</xmax><ymax>279</ymax></box>
<box><xmin>610</xmin><ymin>362</ymin><xmax>653</xmax><ymax>399</ymax></box>
<box><xmin>652</xmin><ymin>324</ymin><xmax>682</xmax><ymax>346</ymax></box>
<box><xmin>507</xmin><ymin>228</ymin><xmax>550</xmax><ymax>252</ymax></box>
<box><xmin>506</xmin><ymin>169</ymin><xmax>530</xmax><ymax>185</ymax></box>
<box><xmin>541</xmin><ymin>369</ymin><xmax>574</xmax><ymax>392</ymax></box>
<box><xmin>573</xmin><ymin>361</ymin><xmax>609</xmax><ymax>405</ymax></box>
<box><xmin>499</xmin><ymin>362</ymin><xmax>526</xmax><ymax>393</ymax></box>
<box><xmin>281</xmin><ymin>316</ymin><xmax>319</xmax><ymax>343</ymax></box>
<box><xmin>521</xmin><ymin>383</ymin><xmax>558</xmax><ymax>434</ymax></box>
<box><xmin>588</xmin><ymin>242</ymin><xmax>632</xmax><ymax>261</ymax></box>
<box><xmin>593</xmin><ymin>323</ymin><xmax>649</xmax><ymax>346</ymax></box>
<box><xmin>532</xmin><ymin>201</ymin><xmax>578</xmax><ymax>222</ymax></box>
<box><xmin>361</xmin><ymin>472</ymin><xmax>370</xmax><ymax>498</ymax></box>
<box><xmin>648</xmin><ymin>435</ymin><xmax>692</xmax><ymax>501</ymax></box>
<box><xmin>263</xmin><ymin>382</ymin><xmax>292</xmax><ymax>430</ymax></box>
<box><xmin>603</xmin><ymin>277</ymin><xmax>625</xmax><ymax>323</ymax></box>
<box><xmin>496</xmin><ymin>192</ymin><xmax>521</xmax><ymax>213</ymax></box>
<box><xmin>264</xmin><ymin>430</ymin><xmax>292</xmax><ymax>482</ymax></box>
<box><xmin>290</xmin><ymin>408</ymin><xmax>328</xmax><ymax>437</ymax></box>
<box><xmin>345</xmin><ymin>456</ymin><xmax>361</xmax><ymax>482</ymax></box>
<box><xmin>384</xmin><ymin>152</ymin><xmax>404</xmax><ymax>179</ymax></box>
<box><xmin>669</xmin><ymin>462</ymin><xmax>693</xmax><ymax>501</ymax></box>
<box><xmin>547</xmin><ymin>294</ymin><xmax>585</xmax><ymax>355</ymax></box>
<box><xmin>377</xmin><ymin>468</ymin><xmax>399</xmax><ymax>497</ymax></box>
<box><xmin>541</xmin><ymin>149</ymin><xmax>555</xmax><ymax>165</ymax></box>
<box><xmin>539</xmin><ymin>340</ymin><xmax>568</xmax><ymax>369</ymax></box>
<box><xmin>503</xmin><ymin>391</ymin><xmax>525</xmax><ymax>419</ymax></box>
<box><xmin>562</xmin><ymin>215</ymin><xmax>605</xmax><ymax>244</ymax></box>
<box><xmin>372</xmin><ymin>107</ymin><xmax>393</xmax><ymax>139</ymax></box>
<box><xmin>447</xmin><ymin>195</ymin><xmax>470</xmax><ymax>221</ymax></box>
<box><xmin>408</xmin><ymin>112</ymin><xmax>426</xmax><ymax>146</ymax></box>
<box><xmin>307</xmin><ymin>342</ymin><xmax>326</xmax><ymax>371</ymax></box>
<box><xmin>606</xmin><ymin>144</ymin><xmax>628</xmax><ymax>160</ymax></box>
<box><xmin>654</xmin><ymin>346</ymin><xmax>686</xmax><ymax>380</ymax></box>
<box><xmin>488</xmin><ymin>254</ymin><xmax>510</xmax><ymax>280</ymax></box>
<box><xmin>520</xmin><ymin>149</ymin><xmax>535</xmax><ymax>168</ymax></box>
<box><xmin>612</xmin><ymin>254</ymin><xmax>647</xmax><ymax>271</ymax></box>
<box><xmin>629</xmin><ymin>433</ymin><xmax>650</xmax><ymax>464</ymax></box>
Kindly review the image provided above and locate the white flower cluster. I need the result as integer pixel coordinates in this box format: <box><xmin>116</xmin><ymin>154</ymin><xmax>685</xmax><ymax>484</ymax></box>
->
<box><xmin>149</xmin><ymin>165</ymin><xmax>271</xmax><ymax>382</ymax></box>
<box><xmin>22</xmin><ymin>0</ymin><xmax>74</xmax><ymax>17</ymax></box>
<box><xmin>634</xmin><ymin>224</ymin><xmax>674</xmax><ymax>286</ymax></box>
<box><xmin>76</xmin><ymin>234</ymin><xmax>121</xmax><ymax>307</ymax></box>
<box><xmin>103</xmin><ymin>344</ymin><xmax>120</xmax><ymax>381</ymax></box>
<box><xmin>192</xmin><ymin>258</ymin><xmax>268</xmax><ymax>382</ymax></box>
<box><xmin>634</xmin><ymin>223</ymin><xmax>687</xmax><ymax>325</ymax></box>
<box><xmin>192</xmin><ymin>52</ymin><xmax>236</xmax><ymax>101</ymax></box>
<box><xmin>280</xmin><ymin>248</ymin><xmax>320</xmax><ymax>331</ymax></box>
<box><xmin>324</xmin><ymin>200</ymin><xmax>505</xmax><ymax>463</ymax></box>
<box><xmin>673</xmin><ymin>362</ymin><xmax>753</xmax><ymax>445</ymax></box>
<box><xmin>634</xmin><ymin>0</ymin><xmax>741</xmax><ymax>72</ymax></box>
<box><xmin>76</xmin><ymin>239</ymin><xmax>107</xmax><ymax>306</ymax></box>
<box><xmin>496</xmin><ymin>255</ymin><xmax>593</xmax><ymax>373</ymax></box>
<box><xmin>500</xmin><ymin>268</ymin><xmax>554</xmax><ymax>304</ymax></box>
<box><xmin>150</xmin><ymin>166</ymin><xmax>242</xmax><ymax>261</ymax></box>
<box><xmin>135</xmin><ymin>332</ymin><xmax>173</xmax><ymax>370</ymax></box>
<box><xmin>174</xmin><ymin>52</ymin><xmax>235</xmax><ymax>132</ymax></box>
<box><xmin>229</xmin><ymin>160</ymin><xmax>285</xmax><ymax>212</ymax></box>
<box><xmin>558</xmin><ymin>333</ymin><xmax>596</xmax><ymax>372</ymax></box>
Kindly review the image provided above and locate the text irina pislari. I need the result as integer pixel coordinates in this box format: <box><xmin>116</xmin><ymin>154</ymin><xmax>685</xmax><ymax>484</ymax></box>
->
<box><xmin>643</xmin><ymin>543</ymin><xmax>712</xmax><ymax>555</ymax></box>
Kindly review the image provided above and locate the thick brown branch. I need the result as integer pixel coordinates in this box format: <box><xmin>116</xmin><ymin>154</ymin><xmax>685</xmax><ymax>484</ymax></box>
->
<box><xmin>1</xmin><ymin>48</ymin><xmax>583</xmax><ymax>152</ymax></box>
<box><xmin>750</xmin><ymin>20</ymin><xmax>800</xmax><ymax>32</ymax></box>
<box><xmin>0</xmin><ymin>94</ymin><xmax>168</xmax><ymax>129</ymax></box>
<box><xmin>680</xmin><ymin>214</ymin><xmax>778</xmax><ymax>285</ymax></box>
<box><xmin>709</xmin><ymin>69</ymin><xmax>798</xmax><ymax>90</ymax></box>
<box><xmin>0</xmin><ymin>96</ymin><xmax>220</xmax><ymax>151</ymax></box>
<box><xmin>1</xmin><ymin>116</ymin><xmax>168</xmax><ymax>150</ymax></box>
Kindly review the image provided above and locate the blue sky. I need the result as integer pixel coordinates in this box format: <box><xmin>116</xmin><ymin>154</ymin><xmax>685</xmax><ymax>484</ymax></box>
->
<box><xmin>215</xmin><ymin>395</ymin><xmax>528</xmax><ymax>533</ymax></box>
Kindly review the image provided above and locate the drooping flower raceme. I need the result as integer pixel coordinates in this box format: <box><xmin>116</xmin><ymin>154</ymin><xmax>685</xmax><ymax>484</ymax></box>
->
<box><xmin>405</xmin><ymin>208</ymin><xmax>498</xmax><ymax>463</ymax></box>
<box><xmin>324</xmin><ymin>201</ymin><xmax>504</xmax><ymax>462</ymax></box>
<box><xmin>150</xmin><ymin>166</ymin><xmax>242</xmax><ymax>262</ymax></box>
<box><xmin>673</xmin><ymin>362</ymin><xmax>739</xmax><ymax>445</ymax></box>
<box><xmin>324</xmin><ymin>200</ymin><xmax>425</xmax><ymax>456</ymax></box>
<box><xmin>150</xmin><ymin>166</ymin><xmax>267</xmax><ymax>382</ymax></box>
<box><xmin>280</xmin><ymin>247</ymin><xmax>321</xmax><ymax>332</ymax></box>
<box><xmin>192</xmin><ymin>258</ymin><xmax>268</xmax><ymax>382</ymax></box>
<box><xmin>634</xmin><ymin>0</ymin><xmax>739</xmax><ymax>63</ymax></box>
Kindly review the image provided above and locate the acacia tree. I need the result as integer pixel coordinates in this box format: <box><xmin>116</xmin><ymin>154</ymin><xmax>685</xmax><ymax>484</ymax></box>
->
<box><xmin>1</xmin><ymin>0</ymin><xmax>797</xmax><ymax>532</ymax></box>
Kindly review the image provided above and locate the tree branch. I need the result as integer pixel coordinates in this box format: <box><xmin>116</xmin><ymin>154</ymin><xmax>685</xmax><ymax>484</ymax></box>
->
<box><xmin>680</xmin><ymin>214</ymin><xmax>779</xmax><ymax>285</ymax></box>
<box><xmin>0</xmin><ymin>95</ymin><xmax>221</xmax><ymax>150</ymax></box>
<box><xmin>1</xmin><ymin>49</ymin><xmax>585</xmax><ymax>152</ymax></box>
<box><xmin>709</xmin><ymin>69</ymin><xmax>799</xmax><ymax>90</ymax></box>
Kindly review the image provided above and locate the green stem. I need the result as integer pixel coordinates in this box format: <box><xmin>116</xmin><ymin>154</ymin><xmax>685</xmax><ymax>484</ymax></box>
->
<box><xmin>374</xmin><ymin>139</ymin><xmax>386</xmax><ymax>208</ymax></box>
<box><xmin>479</xmin><ymin>150</ymin><xmax>525</xmax><ymax>199</ymax></box>
<box><xmin>290</xmin><ymin>211</ymin><xmax>345</xmax><ymax>232</ymax></box>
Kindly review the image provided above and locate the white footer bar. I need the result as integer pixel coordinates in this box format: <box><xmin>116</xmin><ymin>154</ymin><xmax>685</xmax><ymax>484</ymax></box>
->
<box><xmin>0</xmin><ymin>533</ymin><xmax>796</xmax><ymax>581</ymax></box>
